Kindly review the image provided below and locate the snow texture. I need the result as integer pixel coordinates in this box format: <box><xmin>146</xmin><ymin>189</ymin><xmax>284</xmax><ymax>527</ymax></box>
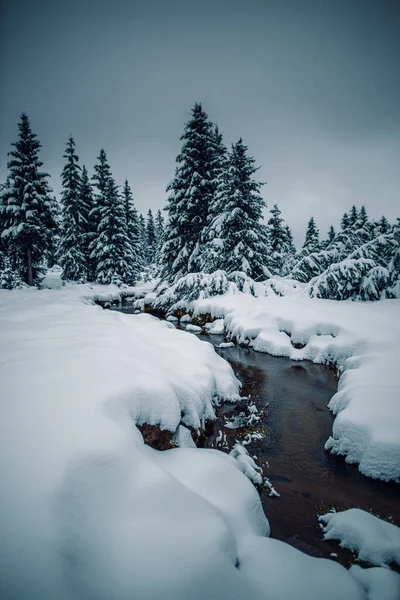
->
<box><xmin>319</xmin><ymin>509</ymin><xmax>400</xmax><ymax>567</ymax></box>
<box><xmin>0</xmin><ymin>283</ymin><xmax>373</xmax><ymax>599</ymax></box>
<box><xmin>193</xmin><ymin>292</ymin><xmax>400</xmax><ymax>481</ymax></box>
<box><xmin>349</xmin><ymin>565</ymin><xmax>400</xmax><ymax>600</ymax></box>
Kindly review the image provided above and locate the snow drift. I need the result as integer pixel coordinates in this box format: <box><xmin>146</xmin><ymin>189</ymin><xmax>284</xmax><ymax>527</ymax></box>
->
<box><xmin>0</xmin><ymin>284</ymin><xmax>373</xmax><ymax>599</ymax></box>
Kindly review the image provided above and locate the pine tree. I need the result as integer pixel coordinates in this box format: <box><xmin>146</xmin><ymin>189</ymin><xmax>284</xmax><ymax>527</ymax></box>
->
<box><xmin>89</xmin><ymin>149</ymin><xmax>112</xmax><ymax>276</ymax></box>
<box><xmin>349</xmin><ymin>205</ymin><xmax>358</xmax><ymax>227</ymax></box>
<box><xmin>160</xmin><ymin>103</ymin><xmax>216</xmax><ymax>282</ymax></box>
<box><xmin>0</xmin><ymin>113</ymin><xmax>57</xmax><ymax>285</ymax></box>
<box><xmin>301</xmin><ymin>217</ymin><xmax>320</xmax><ymax>256</ymax></box>
<box><xmin>90</xmin><ymin>175</ymin><xmax>133</xmax><ymax>285</ymax></box>
<box><xmin>341</xmin><ymin>212</ymin><xmax>350</xmax><ymax>231</ymax></box>
<box><xmin>146</xmin><ymin>209</ymin><xmax>157</xmax><ymax>264</ymax></box>
<box><xmin>267</xmin><ymin>204</ymin><xmax>293</xmax><ymax>276</ymax></box>
<box><xmin>122</xmin><ymin>180</ymin><xmax>141</xmax><ymax>282</ymax></box>
<box><xmin>326</xmin><ymin>225</ymin><xmax>336</xmax><ymax>246</ymax></box>
<box><xmin>58</xmin><ymin>136</ymin><xmax>88</xmax><ymax>282</ymax></box>
<box><xmin>200</xmin><ymin>126</ymin><xmax>230</xmax><ymax>273</ymax></box>
<box><xmin>138</xmin><ymin>213</ymin><xmax>147</xmax><ymax>266</ymax></box>
<box><xmin>79</xmin><ymin>166</ymin><xmax>95</xmax><ymax>280</ymax></box>
<box><xmin>201</xmin><ymin>138</ymin><xmax>268</xmax><ymax>279</ymax></box>
<box><xmin>377</xmin><ymin>215</ymin><xmax>391</xmax><ymax>235</ymax></box>
<box><xmin>155</xmin><ymin>209</ymin><xmax>165</xmax><ymax>261</ymax></box>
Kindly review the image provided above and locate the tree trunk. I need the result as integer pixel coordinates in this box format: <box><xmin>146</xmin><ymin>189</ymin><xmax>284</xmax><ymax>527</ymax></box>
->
<box><xmin>26</xmin><ymin>246</ymin><xmax>33</xmax><ymax>286</ymax></box>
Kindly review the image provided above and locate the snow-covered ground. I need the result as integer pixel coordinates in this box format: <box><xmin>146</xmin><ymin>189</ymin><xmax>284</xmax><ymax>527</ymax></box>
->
<box><xmin>191</xmin><ymin>293</ymin><xmax>400</xmax><ymax>482</ymax></box>
<box><xmin>0</xmin><ymin>282</ymin><xmax>389</xmax><ymax>599</ymax></box>
<box><xmin>319</xmin><ymin>509</ymin><xmax>400</xmax><ymax>567</ymax></box>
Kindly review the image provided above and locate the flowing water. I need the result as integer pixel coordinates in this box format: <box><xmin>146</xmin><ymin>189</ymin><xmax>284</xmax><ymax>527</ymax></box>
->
<box><xmin>112</xmin><ymin>306</ymin><xmax>400</xmax><ymax>562</ymax></box>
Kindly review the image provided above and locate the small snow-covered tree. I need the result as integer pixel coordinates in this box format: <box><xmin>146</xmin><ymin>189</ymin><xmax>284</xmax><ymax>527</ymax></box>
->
<box><xmin>160</xmin><ymin>103</ymin><xmax>215</xmax><ymax>282</ymax></box>
<box><xmin>90</xmin><ymin>176</ymin><xmax>133</xmax><ymax>285</ymax></box>
<box><xmin>79</xmin><ymin>166</ymin><xmax>95</xmax><ymax>280</ymax></box>
<box><xmin>267</xmin><ymin>204</ymin><xmax>294</xmax><ymax>276</ymax></box>
<box><xmin>1</xmin><ymin>113</ymin><xmax>57</xmax><ymax>285</ymax></box>
<box><xmin>154</xmin><ymin>209</ymin><xmax>165</xmax><ymax>263</ymax></box>
<box><xmin>58</xmin><ymin>136</ymin><xmax>87</xmax><ymax>282</ymax></box>
<box><xmin>324</xmin><ymin>225</ymin><xmax>336</xmax><ymax>248</ymax></box>
<box><xmin>201</xmin><ymin>138</ymin><xmax>268</xmax><ymax>279</ymax></box>
<box><xmin>301</xmin><ymin>217</ymin><xmax>320</xmax><ymax>257</ymax></box>
<box><xmin>122</xmin><ymin>180</ymin><xmax>142</xmax><ymax>283</ymax></box>
<box><xmin>146</xmin><ymin>209</ymin><xmax>157</xmax><ymax>264</ymax></box>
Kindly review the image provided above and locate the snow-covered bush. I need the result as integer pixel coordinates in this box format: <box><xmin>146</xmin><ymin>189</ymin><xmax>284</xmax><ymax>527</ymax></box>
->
<box><xmin>154</xmin><ymin>270</ymin><xmax>267</xmax><ymax>312</ymax></box>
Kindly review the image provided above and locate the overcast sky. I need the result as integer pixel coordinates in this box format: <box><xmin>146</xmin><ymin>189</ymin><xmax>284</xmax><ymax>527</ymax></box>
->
<box><xmin>1</xmin><ymin>0</ymin><xmax>399</xmax><ymax>246</ymax></box>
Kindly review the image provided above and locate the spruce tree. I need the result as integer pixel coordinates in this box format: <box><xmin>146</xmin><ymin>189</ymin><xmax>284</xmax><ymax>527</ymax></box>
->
<box><xmin>122</xmin><ymin>180</ymin><xmax>142</xmax><ymax>282</ymax></box>
<box><xmin>200</xmin><ymin>126</ymin><xmax>229</xmax><ymax>273</ymax></box>
<box><xmin>349</xmin><ymin>205</ymin><xmax>358</xmax><ymax>227</ymax></box>
<box><xmin>160</xmin><ymin>103</ymin><xmax>215</xmax><ymax>282</ymax></box>
<box><xmin>377</xmin><ymin>215</ymin><xmax>391</xmax><ymax>235</ymax></box>
<box><xmin>155</xmin><ymin>209</ymin><xmax>165</xmax><ymax>259</ymax></box>
<box><xmin>89</xmin><ymin>149</ymin><xmax>112</xmax><ymax>276</ymax></box>
<box><xmin>327</xmin><ymin>225</ymin><xmax>336</xmax><ymax>245</ymax></box>
<box><xmin>90</xmin><ymin>175</ymin><xmax>133</xmax><ymax>285</ymax></box>
<box><xmin>138</xmin><ymin>213</ymin><xmax>147</xmax><ymax>266</ymax></box>
<box><xmin>79</xmin><ymin>166</ymin><xmax>95</xmax><ymax>280</ymax></box>
<box><xmin>146</xmin><ymin>209</ymin><xmax>157</xmax><ymax>264</ymax></box>
<box><xmin>341</xmin><ymin>212</ymin><xmax>350</xmax><ymax>231</ymax></box>
<box><xmin>58</xmin><ymin>136</ymin><xmax>87</xmax><ymax>282</ymax></box>
<box><xmin>267</xmin><ymin>204</ymin><xmax>292</xmax><ymax>276</ymax></box>
<box><xmin>202</xmin><ymin>138</ymin><xmax>268</xmax><ymax>278</ymax></box>
<box><xmin>0</xmin><ymin>113</ymin><xmax>57</xmax><ymax>285</ymax></box>
<box><xmin>301</xmin><ymin>217</ymin><xmax>320</xmax><ymax>256</ymax></box>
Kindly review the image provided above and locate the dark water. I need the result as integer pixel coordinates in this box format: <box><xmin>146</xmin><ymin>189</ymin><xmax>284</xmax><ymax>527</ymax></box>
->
<box><xmin>112</xmin><ymin>307</ymin><xmax>400</xmax><ymax>561</ymax></box>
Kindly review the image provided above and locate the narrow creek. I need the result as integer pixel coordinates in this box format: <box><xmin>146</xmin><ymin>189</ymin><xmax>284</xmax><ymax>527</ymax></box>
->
<box><xmin>112</xmin><ymin>306</ymin><xmax>400</xmax><ymax>565</ymax></box>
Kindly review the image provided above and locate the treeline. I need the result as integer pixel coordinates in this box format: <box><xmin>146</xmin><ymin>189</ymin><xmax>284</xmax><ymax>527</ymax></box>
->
<box><xmin>0</xmin><ymin>114</ymin><xmax>163</xmax><ymax>288</ymax></box>
<box><xmin>1</xmin><ymin>106</ymin><xmax>399</xmax><ymax>301</ymax></box>
<box><xmin>158</xmin><ymin>103</ymin><xmax>399</xmax><ymax>300</ymax></box>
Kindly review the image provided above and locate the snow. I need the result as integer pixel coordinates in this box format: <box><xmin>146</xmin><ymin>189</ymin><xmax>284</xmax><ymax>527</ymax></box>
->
<box><xmin>0</xmin><ymin>283</ymin><xmax>380</xmax><ymax>599</ymax></box>
<box><xmin>205</xmin><ymin>318</ymin><xmax>225</xmax><ymax>334</ymax></box>
<box><xmin>193</xmin><ymin>292</ymin><xmax>400</xmax><ymax>481</ymax></box>
<box><xmin>349</xmin><ymin>565</ymin><xmax>400</xmax><ymax>600</ymax></box>
<box><xmin>185</xmin><ymin>323</ymin><xmax>202</xmax><ymax>333</ymax></box>
<box><xmin>319</xmin><ymin>509</ymin><xmax>400</xmax><ymax>567</ymax></box>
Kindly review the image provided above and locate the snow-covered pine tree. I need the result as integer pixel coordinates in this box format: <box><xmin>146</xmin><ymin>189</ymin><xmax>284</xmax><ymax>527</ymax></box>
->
<box><xmin>58</xmin><ymin>136</ymin><xmax>88</xmax><ymax>282</ymax></box>
<box><xmin>146</xmin><ymin>209</ymin><xmax>157</xmax><ymax>264</ymax></box>
<box><xmin>267</xmin><ymin>204</ymin><xmax>293</xmax><ymax>276</ymax></box>
<box><xmin>377</xmin><ymin>215</ymin><xmax>391</xmax><ymax>235</ymax></box>
<box><xmin>89</xmin><ymin>149</ymin><xmax>112</xmax><ymax>277</ymax></box>
<box><xmin>137</xmin><ymin>213</ymin><xmax>146</xmax><ymax>265</ymax></box>
<box><xmin>349</xmin><ymin>205</ymin><xmax>358</xmax><ymax>227</ymax></box>
<box><xmin>200</xmin><ymin>125</ymin><xmax>229</xmax><ymax>273</ymax></box>
<box><xmin>160</xmin><ymin>103</ymin><xmax>215</xmax><ymax>283</ymax></box>
<box><xmin>341</xmin><ymin>212</ymin><xmax>350</xmax><ymax>232</ymax></box>
<box><xmin>0</xmin><ymin>113</ymin><xmax>57</xmax><ymax>285</ymax></box>
<box><xmin>122</xmin><ymin>180</ymin><xmax>142</xmax><ymax>283</ymax></box>
<box><xmin>202</xmin><ymin>138</ymin><xmax>268</xmax><ymax>279</ymax></box>
<box><xmin>90</xmin><ymin>175</ymin><xmax>133</xmax><ymax>285</ymax></box>
<box><xmin>154</xmin><ymin>209</ymin><xmax>165</xmax><ymax>264</ymax></box>
<box><xmin>301</xmin><ymin>217</ymin><xmax>320</xmax><ymax>256</ymax></box>
<box><xmin>324</xmin><ymin>225</ymin><xmax>336</xmax><ymax>248</ymax></box>
<box><xmin>79</xmin><ymin>166</ymin><xmax>95</xmax><ymax>280</ymax></box>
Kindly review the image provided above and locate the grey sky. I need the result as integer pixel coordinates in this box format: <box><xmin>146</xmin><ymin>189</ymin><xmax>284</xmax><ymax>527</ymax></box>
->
<box><xmin>1</xmin><ymin>0</ymin><xmax>399</xmax><ymax>246</ymax></box>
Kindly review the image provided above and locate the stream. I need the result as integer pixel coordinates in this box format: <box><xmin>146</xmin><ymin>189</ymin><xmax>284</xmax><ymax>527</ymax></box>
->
<box><xmin>112</xmin><ymin>306</ymin><xmax>400</xmax><ymax>565</ymax></box>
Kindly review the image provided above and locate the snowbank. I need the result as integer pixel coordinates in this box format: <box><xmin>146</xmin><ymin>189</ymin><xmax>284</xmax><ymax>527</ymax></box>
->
<box><xmin>0</xmin><ymin>284</ymin><xmax>375</xmax><ymax>599</ymax></box>
<box><xmin>319</xmin><ymin>509</ymin><xmax>400</xmax><ymax>567</ymax></box>
<box><xmin>193</xmin><ymin>293</ymin><xmax>400</xmax><ymax>481</ymax></box>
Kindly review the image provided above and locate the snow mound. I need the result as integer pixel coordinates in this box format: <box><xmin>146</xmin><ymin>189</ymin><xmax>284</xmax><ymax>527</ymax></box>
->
<box><xmin>205</xmin><ymin>318</ymin><xmax>225</xmax><ymax>334</ymax></box>
<box><xmin>193</xmin><ymin>292</ymin><xmax>400</xmax><ymax>481</ymax></box>
<box><xmin>0</xmin><ymin>284</ymin><xmax>372</xmax><ymax>599</ymax></box>
<box><xmin>185</xmin><ymin>323</ymin><xmax>202</xmax><ymax>333</ymax></box>
<box><xmin>319</xmin><ymin>509</ymin><xmax>400</xmax><ymax>567</ymax></box>
<box><xmin>349</xmin><ymin>565</ymin><xmax>400</xmax><ymax>600</ymax></box>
